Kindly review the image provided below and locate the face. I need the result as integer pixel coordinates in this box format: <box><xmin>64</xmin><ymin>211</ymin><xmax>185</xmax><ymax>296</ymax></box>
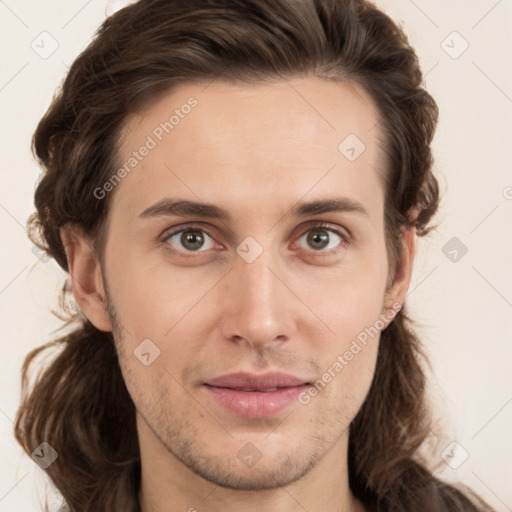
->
<box><xmin>68</xmin><ymin>77</ymin><xmax>412</xmax><ymax>492</ymax></box>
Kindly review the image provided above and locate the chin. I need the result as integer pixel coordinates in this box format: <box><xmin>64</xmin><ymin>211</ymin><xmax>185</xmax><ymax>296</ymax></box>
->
<box><xmin>194</xmin><ymin>461</ymin><xmax>314</xmax><ymax>491</ymax></box>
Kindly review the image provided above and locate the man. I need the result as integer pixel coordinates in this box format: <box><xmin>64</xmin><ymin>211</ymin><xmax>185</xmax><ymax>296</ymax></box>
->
<box><xmin>15</xmin><ymin>0</ymin><xmax>493</xmax><ymax>511</ymax></box>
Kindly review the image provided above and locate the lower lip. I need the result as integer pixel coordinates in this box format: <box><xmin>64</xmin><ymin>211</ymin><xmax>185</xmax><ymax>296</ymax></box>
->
<box><xmin>203</xmin><ymin>384</ymin><xmax>309</xmax><ymax>418</ymax></box>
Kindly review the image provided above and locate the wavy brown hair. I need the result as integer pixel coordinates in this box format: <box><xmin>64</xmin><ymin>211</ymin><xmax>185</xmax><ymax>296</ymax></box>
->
<box><xmin>15</xmin><ymin>0</ymin><xmax>493</xmax><ymax>511</ymax></box>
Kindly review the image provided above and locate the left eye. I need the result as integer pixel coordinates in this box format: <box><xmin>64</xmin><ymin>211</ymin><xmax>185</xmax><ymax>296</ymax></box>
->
<box><xmin>296</xmin><ymin>226</ymin><xmax>345</xmax><ymax>252</ymax></box>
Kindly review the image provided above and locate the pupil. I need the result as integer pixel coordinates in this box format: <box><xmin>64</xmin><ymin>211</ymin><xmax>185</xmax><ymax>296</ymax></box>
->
<box><xmin>308</xmin><ymin>230</ymin><xmax>329</xmax><ymax>250</ymax></box>
<box><xmin>182</xmin><ymin>231</ymin><xmax>204</xmax><ymax>250</ymax></box>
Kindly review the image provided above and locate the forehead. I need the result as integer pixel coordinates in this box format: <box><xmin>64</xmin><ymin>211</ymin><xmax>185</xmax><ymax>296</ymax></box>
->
<box><xmin>111</xmin><ymin>77</ymin><xmax>385</xmax><ymax>226</ymax></box>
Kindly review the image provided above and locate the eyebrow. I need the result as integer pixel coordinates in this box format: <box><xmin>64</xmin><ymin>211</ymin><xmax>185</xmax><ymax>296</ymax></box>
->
<box><xmin>138</xmin><ymin>196</ymin><xmax>369</xmax><ymax>221</ymax></box>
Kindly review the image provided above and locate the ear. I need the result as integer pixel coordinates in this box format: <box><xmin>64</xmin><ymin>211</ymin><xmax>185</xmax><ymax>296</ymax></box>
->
<box><xmin>381</xmin><ymin>226</ymin><xmax>416</xmax><ymax>325</ymax></box>
<box><xmin>60</xmin><ymin>225</ymin><xmax>113</xmax><ymax>332</ymax></box>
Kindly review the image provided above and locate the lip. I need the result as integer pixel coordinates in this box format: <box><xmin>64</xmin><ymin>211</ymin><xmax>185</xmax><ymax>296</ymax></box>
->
<box><xmin>203</xmin><ymin>372</ymin><xmax>310</xmax><ymax>418</ymax></box>
<box><xmin>205</xmin><ymin>371</ymin><xmax>308</xmax><ymax>389</ymax></box>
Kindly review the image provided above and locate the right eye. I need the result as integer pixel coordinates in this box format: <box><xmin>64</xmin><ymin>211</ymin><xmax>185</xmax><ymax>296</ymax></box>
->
<box><xmin>163</xmin><ymin>226</ymin><xmax>218</xmax><ymax>253</ymax></box>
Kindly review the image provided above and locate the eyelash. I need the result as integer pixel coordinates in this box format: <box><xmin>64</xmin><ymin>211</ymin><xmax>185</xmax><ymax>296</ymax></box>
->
<box><xmin>160</xmin><ymin>222</ymin><xmax>349</xmax><ymax>258</ymax></box>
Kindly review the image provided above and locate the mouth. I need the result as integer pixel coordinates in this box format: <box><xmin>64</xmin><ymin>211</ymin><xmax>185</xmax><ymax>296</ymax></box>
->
<box><xmin>203</xmin><ymin>372</ymin><xmax>311</xmax><ymax>418</ymax></box>
<box><xmin>211</xmin><ymin>387</ymin><xmax>281</xmax><ymax>392</ymax></box>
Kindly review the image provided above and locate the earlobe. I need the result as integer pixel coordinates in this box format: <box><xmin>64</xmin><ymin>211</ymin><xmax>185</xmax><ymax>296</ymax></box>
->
<box><xmin>60</xmin><ymin>225</ymin><xmax>113</xmax><ymax>332</ymax></box>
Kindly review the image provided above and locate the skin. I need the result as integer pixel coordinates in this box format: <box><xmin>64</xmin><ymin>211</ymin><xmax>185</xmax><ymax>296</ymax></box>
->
<box><xmin>62</xmin><ymin>77</ymin><xmax>415</xmax><ymax>512</ymax></box>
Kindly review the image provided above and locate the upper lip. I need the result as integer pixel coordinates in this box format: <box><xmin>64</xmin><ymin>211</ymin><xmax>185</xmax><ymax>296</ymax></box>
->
<box><xmin>205</xmin><ymin>372</ymin><xmax>310</xmax><ymax>390</ymax></box>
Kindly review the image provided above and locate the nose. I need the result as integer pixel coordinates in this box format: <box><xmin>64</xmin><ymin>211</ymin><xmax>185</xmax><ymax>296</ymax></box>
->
<box><xmin>220</xmin><ymin>246</ymin><xmax>298</xmax><ymax>350</ymax></box>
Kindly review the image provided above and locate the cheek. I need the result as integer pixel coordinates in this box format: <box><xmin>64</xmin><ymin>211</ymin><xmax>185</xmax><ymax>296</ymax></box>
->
<box><xmin>302</xmin><ymin>296</ymin><xmax>382</xmax><ymax>417</ymax></box>
<box><xmin>105</xmin><ymin>244</ymin><xmax>211</xmax><ymax>340</ymax></box>
<box><xmin>304</xmin><ymin>257</ymin><xmax>387</xmax><ymax>394</ymax></box>
<box><xmin>106</xmin><ymin>226</ymin><xmax>389</xmax><ymax>355</ymax></box>
<box><xmin>310</xmin><ymin>254</ymin><xmax>388</xmax><ymax>341</ymax></box>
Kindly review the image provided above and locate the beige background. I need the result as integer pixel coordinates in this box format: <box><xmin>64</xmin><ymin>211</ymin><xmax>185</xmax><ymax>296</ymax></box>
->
<box><xmin>1</xmin><ymin>0</ymin><xmax>511</xmax><ymax>510</ymax></box>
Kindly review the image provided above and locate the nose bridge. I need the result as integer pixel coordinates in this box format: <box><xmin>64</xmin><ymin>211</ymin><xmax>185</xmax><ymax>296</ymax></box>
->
<box><xmin>239</xmin><ymin>250</ymin><xmax>277</xmax><ymax>306</ymax></box>
<box><xmin>222</xmin><ymin>239</ymin><xmax>294</xmax><ymax>346</ymax></box>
